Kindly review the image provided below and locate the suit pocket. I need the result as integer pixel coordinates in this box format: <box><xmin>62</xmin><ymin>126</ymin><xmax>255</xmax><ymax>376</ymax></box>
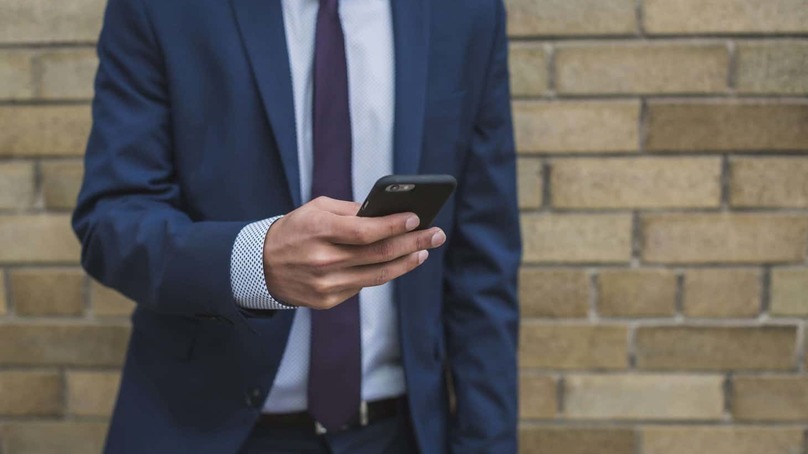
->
<box><xmin>133</xmin><ymin>310</ymin><xmax>200</xmax><ymax>361</ymax></box>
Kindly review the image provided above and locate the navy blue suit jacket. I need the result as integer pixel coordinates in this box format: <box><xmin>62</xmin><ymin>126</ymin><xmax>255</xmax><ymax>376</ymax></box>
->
<box><xmin>73</xmin><ymin>0</ymin><xmax>521</xmax><ymax>452</ymax></box>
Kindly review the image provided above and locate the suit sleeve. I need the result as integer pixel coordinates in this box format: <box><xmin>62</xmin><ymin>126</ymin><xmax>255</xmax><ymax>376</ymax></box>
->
<box><xmin>443</xmin><ymin>1</ymin><xmax>521</xmax><ymax>452</ymax></box>
<box><xmin>72</xmin><ymin>0</ymin><xmax>251</xmax><ymax>320</ymax></box>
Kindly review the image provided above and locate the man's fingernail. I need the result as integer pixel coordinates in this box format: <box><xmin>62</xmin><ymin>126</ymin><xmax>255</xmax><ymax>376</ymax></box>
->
<box><xmin>431</xmin><ymin>230</ymin><xmax>446</xmax><ymax>247</ymax></box>
<box><xmin>405</xmin><ymin>216</ymin><xmax>420</xmax><ymax>231</ymax></box>
<box><xmin>418</xmin><ymin>250</ymin><xmax>429</xmax><ymax>264</ymax></box>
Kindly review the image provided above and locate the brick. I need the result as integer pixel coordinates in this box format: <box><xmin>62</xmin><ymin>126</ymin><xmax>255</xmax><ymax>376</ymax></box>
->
<box><xmin>731</xmin><ymin>158</ymin><xmax>808</xmax><ymax>208</ymax></box>
<box><xmin>736</xmin><ymin>42</ymin><xmax>808</xmax><ymax>94</ymax></box>
<box><xmin>644</xmin><ymin>0</ymin><xmax>808</xmax><ymax>34</ymax></box>
<box><xmin>41</xmin><ymin>160</ymin><xmax>84</xmax><ymax>210</ymax></box>
<box><xmin>642</xmin><ymin>214</ymin><xmax>808</xmax><ymax>264</ymax></box>
<box><xmin>1</xmin><ymin>422</ymin><xmax>107</xmax><ymax>454</ymax></box>
<box><xmin>0</xmin><ymin>215</ymin><xmax>81</xmax><ymax>264</ymax></box>
<box><xmin>683</xmin><ymin>268</ymin><xmax>760</xmax><ymax>318</ymax></box>
<box><xmin>520</xmin><ymin>427</ymin><xmax>636</xmax><ymax>454</ymax></box>
<box><xmin>0</xmin><ymin>270</ymin><xmax>6</xmax><ymax>316</ymax></box>
<box><xmin>519</xmin><ymin>268</ymin><xmax>589</xmax><ymax>318</ymax></box>
<box><xmin>506</xmin><ymin>0</ymin><xmax>636</xmax><ymax>37</ymax></box>
<box><xmin>519</xmin><ymin>374</ymin><xmax>556</xmax><ymax>419</ymax></box>
<box><xmin>517</xmin><ymin>158</ymin><xmax>543</xmax><ymax>209</ymax></box>
<box><xmin>38</xmin><ymin>49</ymin><xmax>98</xmax><ymax>100</ymax></box>
<box><xmin>642</xmin><ymin>426</ymin><xmax>804</xmax><ymax>454</ymax></box>
<box><xmin>522</xmin><ymin>214</ymin><xmax>633</xmax><ymax>264</ymax></box>
<box><xmin>10</xmin><ymin>268</ymin><xmax>85</xmax><ymax>316</ymax></box>
<box><xmin>0</xmin><ymin>0</ymin><xmax>105</xmax><ymax>43</ymax></box>
<box><xmin>0</xmin><ymin>371</ymin><xmax>61</xmax><ymax>416</ymax></box>
<box><xmin>552</xmin><ymin>157</ymin><xmax>721</xmax><ymax>209</ymax></box>
<box><xmin>514</xmin><ymin>101</ymin><xmax>640</xmax><ymax>154</ymax></box>
<box><xmin>597</xmin><ymin>269</ymin><xmax>677</xmax><ymax>317</ymax></box>
<box><xmin>564</xmin><ymin>374</ymin><xmax>724</xmax><ymax>420</ymax></box>
<box><xmin>733</xmin><ymin>377</ymin><xmax>808</xmax><ymax>421</ymax></box>
<box><xmin>646</xmin><ymin>101</ymin><xmax>808</xmax><ymax>152</ymax></box>
<box><xmin>67</xmin><ymin>371</ymin><xmax>120</xmax><ymax>417</ymax></box>
<box><xmin>0</xmin><ymin>324</ymin><xmax>129</xmax><ymax>366</ymax></box>
<box><xmin>520</xmin><ymin>322</ymin><xmax>627</xmax><ymax>369</ymax></box>
<box><xmin>0</xmin><ymin>162</ymin><xmax>36</xmax><ymax>209</ymax></box>
<box><xmin>770</xmin><ymin>268</ymin><xmax>808</xmax><ymax>316</ymax></box>
<box><xmin>509</xmin><ymin>43</ymin><xmax>548</xmax><ymax>97</ymax></box>
<box><xmin>636</xmin><ymin>326</ymin><xmax>797</xmax><ymax>371</ymax></box>
<box><xmin>0</xmin><ymin>106</ymin><xmax>92</xmax><ymax>157</ymax></box>
<box><xmin>0</xmin><ymin>50</ymin><xmax>34</xmax><ymax>99</ymax></box>
<box><xmin>556</xmin><ymin>43</ymin><xmax>728</xmax><ymax>94</ymax></box>
<box><xmin>91</xmin><ymin>280</ymin><xmax>135</xmax><ymax>317</ymax></box>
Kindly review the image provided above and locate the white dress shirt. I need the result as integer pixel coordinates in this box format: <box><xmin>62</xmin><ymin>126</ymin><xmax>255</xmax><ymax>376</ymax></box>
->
<box><xmin>229</xmin><ymin>0</ymin><xmax>404</xmax><ymax>414</ymax></box>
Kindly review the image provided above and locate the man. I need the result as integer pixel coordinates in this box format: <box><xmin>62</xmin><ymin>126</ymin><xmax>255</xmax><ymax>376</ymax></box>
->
<box><xmin>72</xmin><ymin>0</ymin><xmax>520</xmax><ymax>451</ymax></box>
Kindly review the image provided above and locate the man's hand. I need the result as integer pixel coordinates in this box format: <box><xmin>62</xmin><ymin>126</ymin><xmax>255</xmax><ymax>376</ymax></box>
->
<box><xmin>263</xmin><ymin>196</ymin><xmax>446</xmax><ymax>309</ymax></box>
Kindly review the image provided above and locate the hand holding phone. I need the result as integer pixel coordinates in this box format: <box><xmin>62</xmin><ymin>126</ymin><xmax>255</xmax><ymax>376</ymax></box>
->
<box><xmin>261</xmin><ymin>175</ymin><xmax>454</xmax><ymax>310</ymax></box>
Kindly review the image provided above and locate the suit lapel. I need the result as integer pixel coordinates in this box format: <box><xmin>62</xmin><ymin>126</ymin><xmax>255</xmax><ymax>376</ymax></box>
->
<box><xmin>231</xmin><ymin>0</ymin><xmax>302</xmax><ymax>207</ymax></box>
<box><xmin>391</xmin><ymin>0</ymin><xmax>431</xmax><ymax>176</ymax></box>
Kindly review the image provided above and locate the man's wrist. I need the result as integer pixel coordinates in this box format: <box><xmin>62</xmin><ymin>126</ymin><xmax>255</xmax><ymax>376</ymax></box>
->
<box><xmin>230</xmin><ymin>215</ymin><xmax>296</xmax><ymax>310</ymax></box>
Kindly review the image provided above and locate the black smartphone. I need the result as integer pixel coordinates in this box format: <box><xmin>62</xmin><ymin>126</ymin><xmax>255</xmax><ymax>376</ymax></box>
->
<box><xmin>357</xmin><ymin>175</ymin><xmax>457</xmax><ymax>230</ymax></box>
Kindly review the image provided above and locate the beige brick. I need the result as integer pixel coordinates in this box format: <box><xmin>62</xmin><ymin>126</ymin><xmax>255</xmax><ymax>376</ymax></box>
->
<box><xmin>0</xmin><ymin>270</ymin><xmax>6</xmax><ymax>316</ymax></box>
<box><xmin>564</xmin><ymin>374</ymin><xmax>724</xmax><ymax>420</ymax></box>
<box><xmin>522</xmin><ymin>214</ymin><xmax>633</xmax><ymax>264</ymax></box>
<box><xmin>514</xmin><ymin>101</ymin><xmax>640</xmax><ymax>154</ymax></box>
<box><xmin>646</xmin><ymin>101</ymin><xmax>808</xmax><ymax>152</ymax></box>
<box><xmin>737</xmin><ymin>42</ymin><xmax>808</xmax><ymax>94</ymax></box>
<box><xmin>0</xmin><ymin>0</ymin><xmax>105</xmax><ymax>43</ymax></box>
<box><xmin>731</xmin><ymin>158</ymin><xmax>808</xmax><ymax>208</ymax></box>
<box><xmin>636</xmin><ymin>326</ymin><xmax>797</xmax><ymax>371</ymax></box>
<box><xmin>10</xmin><ymin>268</ymin><xmax>85</xmax><ymax>316</ymax></box>
<box><xmin>0</xmin><ymin>371</ymin><xmax>61</xmax><ymax>416</ymax></box>
<box><xmin>91</xmin><ymin>280</ymin><xmax>135</xmax><ymax>317</ymax></box>
<box><xmin>0</xmin><ymin>162</ymin><xmax>36</xmax><ymax>209</ymax></box>
<box><xmin>1</xmin><ymin>422</ymin><xmax>107</xmax><ymax>454</ymax></box>
<box><xmin>41</xmin><ymin>160</ymin><xmax>84</xmax><ymax>210</ymax></box>
<box><xmin>598</xmin><ymin>269</ymin><xmax>677</xmax><ymax>317</ymax></box>
<box><xmin>38</xmin><ymin>49</ymin><xmax>98</xmax><ymax>100</ymax></box>
<box><xmin>506</xmin><ymin>0</ymin><xmax>636</xmax><ymax>37</ymax></box>
<box><xmin>520</xmin><ymin>427</ymin><xmax>636</xmax><ymax>454</ymax></box>
<box><xmin>0</xmin><ymin>50</ymin><xmax>34</xmax><ymax>99</ymax></box>
<box><xmin>519</xmin><ymin>374</ymin><xmax>556</xmax><ymax>419</ymax></box>
<box><xmin>0</xmin><ymin>106</ymin><xmax>91</xmax><ymax>157</ymax></box>
<box><xmin>0</xmin><ymin>324</ymin><xmax>129</xmax><ymax>366</ymax></box>
<box><xmin>520</xmin><ymin>322</ymin><xmax>628</xmax><ymax>369</ymax></box>
<box><xmin>683</xmin><ymin>268</ymin><xmax>760</xmax><ymax>318</ymax></box>
<box><xmin>67</xmin><ymin>371</ymin><xmax>120</xmax><ymax>417</ymax></box>
<box><xmin>645</xmin><ymin>0</ymin><xmax>808</xmax><ymax>34</ymax></box>
<box><xmin>733</xmin><ymin>377</ymin><xmax>808</xmax><ymax>421</ymax></box>
<box><xmin>519</xmin><ymin>268</ymin><xmax>589</xmax><ymax>318</ymax></box>
<box><xmin>642</xmin><ymin>426</ymin><xmax>804</xmax><ymax>454</ymax></box>
<box><xmin>556</xmin><ymin>43</ymin><xmax>728</xmax><ymax>94</ymax></box>
<box><xmin>552</xmin><ymin>157</ymin><xmax>721</xmax><ymax>209</ymax></box>
<box><xmin>642</xmin><ymin>214</ymin><xmax>808</xmax><ymax>264</ymax></box>
<box><xmin>509</xmin><ymin>43</ymin><xmax>548</xmax><ymax>97</ymax></box>
<box><xmin>518</xmin><ymin>158</ymin><xmax>543</xmax><ymax>209</ymax></box>
<box><xmin>770</xmin><ymin>268</ymin><xmax>808</xmax><ymax>316</ymax></box>
<box><xmin>0</xmin><ymin>215</ymin><xmax>81</xmax><ymax>264</ymax></box>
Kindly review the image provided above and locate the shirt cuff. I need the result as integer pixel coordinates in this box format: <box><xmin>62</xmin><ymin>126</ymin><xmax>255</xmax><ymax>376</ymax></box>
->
<box><xmin>230</xmin><ymin>216</ymin><xmax>295</xmax><ymax>310</ymax></box>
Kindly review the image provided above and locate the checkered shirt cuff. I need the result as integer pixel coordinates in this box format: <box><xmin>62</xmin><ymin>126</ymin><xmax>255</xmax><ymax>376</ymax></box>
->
<box><xmin>230</xmin><ymin>216</ymin><xmax>295</xmax><ymax>310</ymax></box>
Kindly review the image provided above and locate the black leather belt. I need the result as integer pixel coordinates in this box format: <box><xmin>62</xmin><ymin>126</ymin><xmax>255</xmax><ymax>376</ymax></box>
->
<box><xmin>257</xmin><ymin>396</ymin><xmax>403</xmax><ymax>435</ymax></box>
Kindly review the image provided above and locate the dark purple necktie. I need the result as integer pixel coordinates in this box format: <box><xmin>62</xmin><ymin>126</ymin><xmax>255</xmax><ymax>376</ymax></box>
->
<box><xmin>308</xmin><ymin>0</ymin><xmax>361</xmax><ymax>432</ymax></box>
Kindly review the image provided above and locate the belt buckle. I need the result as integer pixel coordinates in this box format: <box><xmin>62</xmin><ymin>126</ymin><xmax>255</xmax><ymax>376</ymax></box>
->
<box><xmin>314</xmin><ymin>401</ymin><xmax>369</xmax><ymax>435</ymax></box>
<box><xmin>359</xmin><ymin>400</ymin><xmax>369</xmax><ymax>426</ymax></box>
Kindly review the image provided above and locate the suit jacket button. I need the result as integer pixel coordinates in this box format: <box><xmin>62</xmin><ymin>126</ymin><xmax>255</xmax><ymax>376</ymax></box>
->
<box><xmin>245</xmin><ymin>388</ymin><xmax>263</xmax><ymax>408</ymax></box>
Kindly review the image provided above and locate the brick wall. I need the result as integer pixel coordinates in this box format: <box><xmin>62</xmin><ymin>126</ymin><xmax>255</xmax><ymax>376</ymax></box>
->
<box><xmin>0</xmin><ymin>0</ymin><xmax>807</xmax><ymax>453</ymax></box>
